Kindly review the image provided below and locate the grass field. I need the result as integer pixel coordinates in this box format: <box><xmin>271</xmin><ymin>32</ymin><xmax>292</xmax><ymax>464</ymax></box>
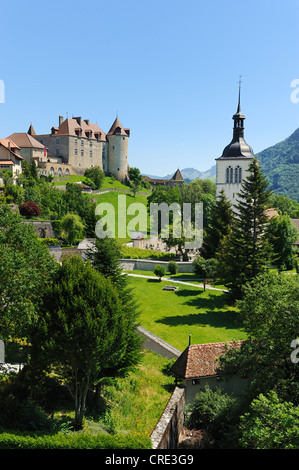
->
<box><xmin>97</xmin><ymin>349</ymin><xmax>175</xmax><ymax>436</ymax></box>
<box><xmin>128</xmin><ymin>275</ymin><xmax>247</xmax><ymax>351</ymax></box>
<box><xmin>95</xmin><ymin>191</ymin><xmax>150</xmax><ymax>243</ymax></box>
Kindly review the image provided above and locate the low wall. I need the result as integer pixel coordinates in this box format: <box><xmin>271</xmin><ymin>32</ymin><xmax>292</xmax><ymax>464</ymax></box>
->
<box><xmin>137</xmin><ymin>326</ymin><xmax>181</xmax><ymax>360</ymax></box>
<box><xmin>151</xmin><ymin>387</ymin><xmax>186</xmax><ymax>449</ymax></box>
<box><xmin>120</xmin><ymin>259</ymin><xmax>194</xmax><ymax>274</ymax></box>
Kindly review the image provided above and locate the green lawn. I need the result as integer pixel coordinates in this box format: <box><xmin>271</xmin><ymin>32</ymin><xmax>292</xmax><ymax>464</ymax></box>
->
<box><xmin>128</xmin><ymin>275</ymin><xmax>247</xmax><ymax>351</ymax></box>
<box><xmin>95</xmin><ymin>191</ymin><xmax>150</xmax><ymax>243</ymax></box>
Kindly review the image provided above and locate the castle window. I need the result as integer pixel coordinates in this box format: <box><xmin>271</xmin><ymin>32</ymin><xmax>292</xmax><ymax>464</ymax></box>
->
<box><xmin>74</xmin><ymin>149</ymin><xmax>78</xmax><ymax>156</ymax></box>
<box><xmin>90</xmin><ymin>151</ymin><xmax>93</xmax><ymax>157</ymax></box>
<box><xmin>81</xmin><ymin>140</ymin><xmax>84</xmax><ymax>146</ymax></box>
<box><xmin>56</xmin><ymin>138</ymin><xmax>60</xmax><ymax>145</ymax></box>
<box><xmin>81</xmin><ymin>149</ymin><xmax>84</xmax><ymax>156</ymax></box>
<box><xmin>226</xmin><ymin>166</ymin><xmax>233</xmax><ymax>183</ymax></box>
<box><xmin>56</xmin><ymin>149</ymin><xmax>59</xmax><ymax>156</ymax></box>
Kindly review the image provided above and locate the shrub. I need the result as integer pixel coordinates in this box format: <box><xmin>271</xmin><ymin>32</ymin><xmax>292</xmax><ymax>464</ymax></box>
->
<box><xmin>0</xmin><ymin>396</ymin><xmax>55</xmax><ymax>432</ymax></box>
<box><xmin>19</xmin><ymin>201</ymin><xmax>41</xmax><ymax>219</ymax></box>
<box><xmin>154</xmin><ymin>265</ymin><xmax>166</xmax><ymax>281</ymax></box>
<box><xmin>0</xmin><ymin>431</ymin><xmax>152</xmax><ymax>449</ymax></box>
<box><xmin>167</xmin><ymin>260</ymin><xmax>178</xmax><ymax>274</ymax></box>
<box><xmin>185</xmin><ymin>386</ymin><xmax>241</xmax><ymax>443</ymax></box>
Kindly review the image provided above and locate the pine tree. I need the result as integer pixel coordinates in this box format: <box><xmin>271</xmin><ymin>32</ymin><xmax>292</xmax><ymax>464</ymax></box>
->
<box><xmin>218</xmin><ymin>158</ymin><xmax>273</xmax><ymax>298</ymax></box>
<box><xmin>201</xmin><ymin>189</ymin><xmax>234</xmax><ymax>259</ymax></box>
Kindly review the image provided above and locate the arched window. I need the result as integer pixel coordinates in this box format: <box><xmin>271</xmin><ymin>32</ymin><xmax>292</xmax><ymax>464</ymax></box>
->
<box><xmin>58</xmin><ymin>168</ymin><xmax>62</xmax><ymax>177</ymax></box>
<box><xmin>226</xmin><ymin>166</ymin><xmax>233</xmax><ymax>183</ymax></box>
<box><xmin>235</xmin><ymin>166</ymin><xmax>242</xmax><ymax>183</ymax></box>
<box><xmin>65</xmin><ymin>168</ymin><xmax>70</xmax><ymax>176</ymax></box>
<box><xmin>50</xmin><ymin>167</ymin><xmax>54</xmax><ymax>176</ymax></box>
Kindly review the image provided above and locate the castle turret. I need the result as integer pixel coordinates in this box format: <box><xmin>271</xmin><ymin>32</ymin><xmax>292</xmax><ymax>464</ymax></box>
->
<box><xmin>107</xmin><ymin>117</ymin><xmax>130</xmax><ymax>183</ymax></box>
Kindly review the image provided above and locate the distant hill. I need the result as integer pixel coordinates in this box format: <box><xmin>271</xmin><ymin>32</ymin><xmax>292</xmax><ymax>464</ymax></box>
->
<box><xmin>144</xmin><ymin>165</ymin><xmax>216</xmax><ymax>182</ymax></box>
<box><xmin>257</xmin><ymin>128</ymin><xmax>299</xmax><ymax>202</ymax></box>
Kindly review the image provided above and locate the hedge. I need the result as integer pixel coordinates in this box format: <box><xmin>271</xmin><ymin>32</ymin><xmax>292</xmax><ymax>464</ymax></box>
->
<box><xmin>0</xmin><ymin>431</ymin><xmax>152</xmax><ymax>449</ymax></box>
<box><xmin>120</xmin><ymin>245</ymin><xmax>176</xmax><ymax>260</ymax></box>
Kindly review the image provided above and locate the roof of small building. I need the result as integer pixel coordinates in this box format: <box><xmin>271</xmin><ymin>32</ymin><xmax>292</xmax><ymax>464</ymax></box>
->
<box><xmin>170</xmin><ymin>168</ymin><xmax>184</xmax><ymax>181</ymax></box>
<box><xmin>170</xmin><ymin>341</ymin><xmax>244</xmax><ymax>379</ymax></box>
<box><xmin>8</xmin><ymin>133</ymin><xmax>45</xmax><ymax>149</ymax></box>
<box><xmin>0</xmin><ymin>139</ymin><xmax>23</xmax><ymax>160</ymax></box>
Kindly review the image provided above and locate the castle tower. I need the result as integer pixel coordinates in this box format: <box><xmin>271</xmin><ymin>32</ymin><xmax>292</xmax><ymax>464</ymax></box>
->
<box><xmin>107</xmin><ymin>117</ymin><xmax>130</xmax><ymax>183</ymax></box>
<box><xmin>215</xmin><ymin>83</ymin><xmax>254</xmax><ymax>206</ymax></box>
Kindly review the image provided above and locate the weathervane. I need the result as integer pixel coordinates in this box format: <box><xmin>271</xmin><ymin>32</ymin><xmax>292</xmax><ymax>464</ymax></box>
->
<box><xmin>238</xmin><ymin>75</ymin><xmax>243</xmax><ymax>89</ymax></box>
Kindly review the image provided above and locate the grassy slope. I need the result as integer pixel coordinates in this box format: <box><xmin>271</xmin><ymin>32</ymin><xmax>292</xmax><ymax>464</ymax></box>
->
<box><xmin>128</xmin><ymin>276</ymin><xmax>247</xmax><ymax>351</ymax></box>
<box><xmin>94</xmin><ymin>190</ymin><xmax>150</xmax><ymax>243</ymax></box>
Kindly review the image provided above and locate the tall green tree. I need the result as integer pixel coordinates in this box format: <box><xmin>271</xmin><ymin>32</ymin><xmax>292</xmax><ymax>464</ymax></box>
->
<box><xmin>201</xmin><ymin>189</ymin><xmax>233</xmax><ymax>259</ymax></box>
<box><xmin>218</xmin><ymin>158</ymin><xmax>273</xmax><ymax>298</ymax></box>
<box><xmin>84</xmin><ymin>237</ymin><xmax>142</xmax><ymax>382</ymax></box>
<box><xmin>0</xmin><ymin>205</ymin><xmax>56</xmax><ymax>342</ymax></box>
<box><xmin>35</xmin><ymin>256</ymin><xmax>141</xmax><ymax>429</ymax></box>
<box><xmin>219</xmin><ymin>273</ymin><xmax>299</xmax><ymax>404</ymax></box>
<box><xmin>61</xmin><ymin>213</ymin><xmax>84</xmax><ymax>245</ymax></box>
<box><xmin>265</xmin><ymin>214</ymin><xmax>298</xmax><ymax>270</ymax></box>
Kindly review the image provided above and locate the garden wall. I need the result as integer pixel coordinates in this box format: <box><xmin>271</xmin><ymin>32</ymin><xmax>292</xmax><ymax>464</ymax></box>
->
<box><xmin>137</xmin><ymin>326</ymin><xmax>181</xmax><ymax>360</ymax></box>
<box><xmin>120</xmin><ymin>259</ymin><xmax>194</xmax><ymax>273</ymax></box>
<box><xmin>150</xmin><ymin>387</ymin><xmax>186</xmax><ymax>449</ymax></box>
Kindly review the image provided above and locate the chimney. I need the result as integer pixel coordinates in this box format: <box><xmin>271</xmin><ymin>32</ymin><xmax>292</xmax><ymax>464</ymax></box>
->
<box><xmin>59</xmin><ymin>116</ymin><xmax>64</xmax><ymax>126</ymax></box>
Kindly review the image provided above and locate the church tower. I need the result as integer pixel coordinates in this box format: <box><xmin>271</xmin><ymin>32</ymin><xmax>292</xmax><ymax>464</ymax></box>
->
<box><xmin>215</xmin><ymin>82</ymin><xmax>254</xmax><ymax>205</ymax></box>
<box><xmin>107</xmin><ymin>117</ymin><xmax>130</xmax><ymax>184</ymax></box>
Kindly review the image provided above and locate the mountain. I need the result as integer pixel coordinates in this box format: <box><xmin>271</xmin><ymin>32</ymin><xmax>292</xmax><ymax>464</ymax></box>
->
<box><xmin>143</xmin><ymin>165</ymin><xmax>216</xmax><ymax>182</ymax></box>
<box><xmin>257</xmin><ymin>128</ymin><xmax>299</xmax><ymax>202</ymax></box>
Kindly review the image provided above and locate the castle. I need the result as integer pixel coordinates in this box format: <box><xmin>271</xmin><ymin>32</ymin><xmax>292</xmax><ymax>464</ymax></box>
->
<box><xmin>8</xmin><ymin>116</ymin><xmax>130</xmax><ymax>183</ymax></box>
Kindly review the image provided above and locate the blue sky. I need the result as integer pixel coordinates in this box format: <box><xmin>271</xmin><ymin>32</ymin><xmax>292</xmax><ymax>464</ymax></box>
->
<box><xmin>1</xmin><ymin>0</ymin><xmax>299</xmax><ymax>176</ymax></box>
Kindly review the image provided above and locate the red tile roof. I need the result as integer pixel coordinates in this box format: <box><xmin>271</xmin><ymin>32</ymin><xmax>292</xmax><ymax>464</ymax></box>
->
<box><xmin>8</xmin><ymin>133</ymin><xmax>45</xmax><ymax>149</ymax></box>
<box><xmin>170</xmin><ymin>341</ymin><xmax>244</xmax><ymax>379</ymax></box>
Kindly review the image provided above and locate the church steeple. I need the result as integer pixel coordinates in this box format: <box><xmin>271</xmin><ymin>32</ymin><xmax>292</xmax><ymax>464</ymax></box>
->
<box><xmin>217</xmin><ymin>78</ymin><xmax>254</xmax><ymax>160</ymax></box>
<box><xmin>232</xmin><ymin>79</ymin><xmax>245</xmax><ymax>140</ymax></box>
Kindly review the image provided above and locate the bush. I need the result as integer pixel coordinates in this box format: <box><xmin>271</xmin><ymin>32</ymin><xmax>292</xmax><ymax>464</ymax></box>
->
<box><xmin>167</xmin><ymin>260</ymin><xmax>178</xmax><ymax>274</ymax></box>
<box><xmin>185</xmin><ymin>386</ymin><xmax>241</xmax><ymax>443</ymax></box>
<box><xmin>154</xmin><ymin>265</ymin><xmax>166</xmax><ymax>281</ymax></box>
<box><xmin>120</xmin><ymin>245</ymin><xmax>176</xmax><ymax>260</ymax></box>
<box><xmin>0</xmin><ymin>396</ymin><xmax>55</xmax><ymax>432</ymax></box>
<box><xmin>0</xmin><ymin>431</ymin><xmax>152</xmax><ymax>449</ymax></box>
<box><xmin>19</xmin><ymin>201</ymin><xmax>41</xmax><ymax>219</ymax></box>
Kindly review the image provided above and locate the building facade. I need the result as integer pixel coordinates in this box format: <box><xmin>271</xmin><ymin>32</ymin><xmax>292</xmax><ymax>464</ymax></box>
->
<box><xmin>0</xmin><ymin>138</ymin><xmax>23</xmax><ymax>184</ymax></box>
<box><xmin>31</xmin><ymin>115</ymin><xmax>130</xmax><ymax>183</ymax></box>
<box><xmin>215</xmin><ymin>87</ymin><xmax>254</xmax><ymax>205</ymax></box>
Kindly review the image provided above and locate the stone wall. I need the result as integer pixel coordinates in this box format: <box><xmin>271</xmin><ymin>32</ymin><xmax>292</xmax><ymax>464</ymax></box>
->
<box><xmin>137</xmin><ymin>325</ymin><xmax>181</xmax><ymax>360</ymax></box>
<box><xmin>150</xmin><ymin>387</ymin><xmax>186</xmax><ymax>449</ymax></box>
<box><xmin>22</xmin><ymin>220</ymin><xmax>57</xmax><ymax>238</ymax></box>
<box><xmin>120</xmin><ymin>259</ymin><xmax>194</xmax><ymax>273</ymax></box>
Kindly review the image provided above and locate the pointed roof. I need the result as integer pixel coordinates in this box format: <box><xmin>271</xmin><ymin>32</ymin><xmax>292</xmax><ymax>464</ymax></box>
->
<box><xmin>107</xmin><ymin>117</ymin><xmax>130</xmax><ymax>137</ymax></box>
<box><xmin>170</xmin><ymin>341</ymin><xmax>244</xmax><ymax>379</ymax></box>
<box><xmin>170</xmin><ymin>169</ymin><xmax>184</xmax><ymax>181</ymax></box>
<box><xmin>28</xmin><ymin>124</ymin><xmax>36</xmax><ymax>135</ymax></box>
<box><xmin>216</xmin><ymin>85</ymin><xmax>254</xmax><ymax>160</ymax></box>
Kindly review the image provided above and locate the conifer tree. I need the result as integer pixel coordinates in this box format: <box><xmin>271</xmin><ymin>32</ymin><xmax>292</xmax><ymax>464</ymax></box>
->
<box><xmin>201</xmin><ymin>189</ymin><xmax>233</xmax><ymax>259</ymax></box>
<box><xmin>218</xmin><ymin>158</ymin><xmax>273</xmax><ymax>298</ymax></box>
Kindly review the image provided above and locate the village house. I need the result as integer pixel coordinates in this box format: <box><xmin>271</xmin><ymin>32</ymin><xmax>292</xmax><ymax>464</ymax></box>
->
<box><xmin>0</xmin><ymin>138</ymin><xmax>23</xmax><ymax>184</ymax></box>
<box><xmin>170</xmin><ymin>340</ymin><xmax>248</xmax><ymax>403</ymax></box>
